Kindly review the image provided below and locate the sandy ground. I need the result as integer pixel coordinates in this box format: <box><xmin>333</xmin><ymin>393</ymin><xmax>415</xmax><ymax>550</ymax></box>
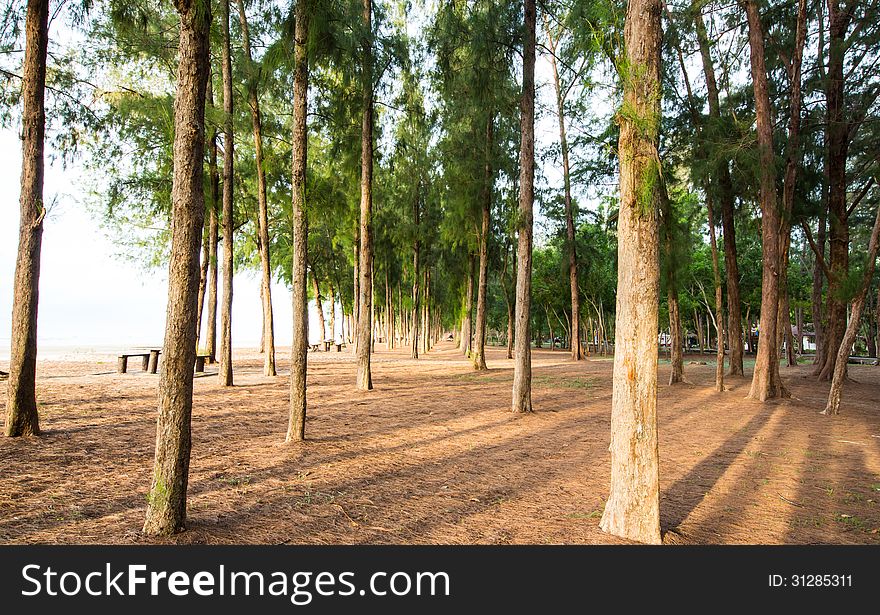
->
<box><xmin>1</xmin><ymin>341</ymin><xmax>879</xmax><ymax>545</ymax></box>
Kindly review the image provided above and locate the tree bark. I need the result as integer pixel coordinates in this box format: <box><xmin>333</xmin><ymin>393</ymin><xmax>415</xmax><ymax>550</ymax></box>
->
<box><xmin>694</xmin><ymin>6</ymin><xmax>743</xmax><ymax>376</ymax></box>
<box><xmin>511</xmin><ymin>0</ymin><xmax>536</xmax><ymax>414</ymax></box>
<box><xmin>310</xmin><ymin>264</ymin><xmax>326</xmax><ymax>342</ymax></box>
<box><xmin>668</xmin><ymin>288</ymin><xmax>684</xmax><ymax>384</ymax></box>
<box><xmin>823</xmin><ymin>199</ymin><xmax>880</xmax><ymax>415</ymax></box>
<box><xmin>5</xmin><ymin>0</ymin><xmax>48</xmax><ymax>437</ymax></box>
<box><xmin>545</xmin><ymin>18</ymin><xmax>582</xmax><ymax>362</ymax></box>
<box><xmin>599</xmin><ymin>0</ymin><xmax>662</xmax><ymax>545</ymax></box>
<box><xmin>328</xmin><ymin>281</ymin><xmax>337</xmax><ymax>343</ymax></box>
<box><xmin>816</xmin><ymin>0</ymin><xmax>852</xmax><ymax>382</ymax></box>
<box><xmin>707</xmin><ymin>194</ymin><xmax>725</xmax><ymax>392</ymax></box>
<box><xmin>352</xmin><ymin>234</ymin><xmax>359</xmax><ymax>353</ymax></box>
<box><xmin>217</xmin><ymin>0</ymin><xmax>235</xmax><ymax>387</ymax></box>
<box><xmin>661</xmin><ymin>186</ymin><xmax>683</xmax><ymax>384</ymax></box>
<box><xmin>743</xmin><ymin>0</ymin><xmax>789</xmax><ymax>401</ymax></box>
<box><xmin>196</xmin><ymin>232</ymin><xmax>209</xmax><ymax>350</ymax></box>
<box><xmin>777</xmin><ymin>0</ymin><xmax>807</xmax><ymax>371</ymax></box>
<box><xmin>385</xmin><ymin>269</ymin><xmax>393</xmax><ymax>350</ymax></box>
<box><xmin>501</xmin><ymin>242</ymin><xmax>514</xmax><ymax>359</ymax></box>
<box><xmin>143</xmin><ymin>0</ymin><xmax>211</xmax><ymax>535</ymax></box>
<box><xmin>237</xmin><ymin>0</ymin><xmax>276</xmax><ymax>376</ymax></box>
<box><xmin>356</xmin><ymin>0</ymin><xmax>374</xmax><ymax>390</ymax></box>
<box><xmin>472</xmin><ymin>116</ymin><xmax>493</xmax><ymax>371</ymax></box>
<box><xmin>460</xmin><ymin>254</ymin><xmax>474</xmax><ymax>356</ymax></box>
<box><xmin>205</xmin><ymin>78</ymin><xmax>219</xmax><ymax>364</ymax></box>
<box><xmin>411</xmin><ymin>186</ymin><xmax>421</xmax><ymax>359</ymax></box>
<box><xmin>811</xmin><ymin>209</ymin><xmax>827</xmax><ymax>363</ymax></box>
<box><xmin>867</xmin><ymin>291</ymin><xmax>877</xmax><ymax>359</ymax></box>
<box><xmin>287</xmin><ymin>0</ymin><xmax>310</xmax><ymax>442</ymax></box>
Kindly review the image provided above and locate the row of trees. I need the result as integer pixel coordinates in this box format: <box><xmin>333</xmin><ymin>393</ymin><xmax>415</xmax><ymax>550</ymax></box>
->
<box><xmin>3</xmin><ymin>0</ymin><xmax>879</xmax><ymax>545</ymax></box>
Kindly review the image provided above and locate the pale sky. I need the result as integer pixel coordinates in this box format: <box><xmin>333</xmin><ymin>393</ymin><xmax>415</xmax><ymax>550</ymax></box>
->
<box><xmin>0</xmin><ymin>126</ymin><xmax>329</xmax><ymax>359</ymax></box>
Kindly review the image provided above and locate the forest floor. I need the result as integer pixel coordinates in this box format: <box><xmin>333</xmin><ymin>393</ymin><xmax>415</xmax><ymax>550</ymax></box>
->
<box><xmin>1</xmin><ymin>340</ymin><xmax>879</xmax><ymax>545</ymax></box>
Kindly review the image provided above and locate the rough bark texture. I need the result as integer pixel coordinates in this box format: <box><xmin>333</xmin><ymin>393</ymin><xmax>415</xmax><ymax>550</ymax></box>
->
<box><xmin>205</xmin><ymin>79</ymin><xmax>219</xmax><ymax>363</ymax></box>
<box><xmin>744</xmin><ymin>0</ymin><xmax>789</xmax><ymax>401</ymax></box>
<box><xmin>143</xmin><ymin>0</ymin><xmax>210</xmax><ymax>536</ymax></box>
<box><xmin>355</xmin><ymin>0</ymin><xmax>374</xmax><ymax>391</ymax></box>
<box><xmin>472</xmin><ymin>119</ymin><xmax>492</xmax><ymax>371</ymax></box>
<box><xmin>545</xmin><ymin>20</ymin><xmax>582</xmax><ymax>362</ymax></box>
<box><xmin>501</xmin><ymin>244</ymin><xmax>514</xmax><ymax>359</ymax></box>
<box><xmin>811</xmin><ymin>209</ymin><xmax>826</xmax><ymax>364</ymax></box>
<box><xmin>817</xmin><ymin>0</ymin><xmax>851</xmax><ymax>382</ymax></box>
<box><xmin>694</xmin><ymin>7</ymin><xmax>744</xmax><ymax>376</ymax></box>
<box><xmin>661</xmin><ymin>187</ymin><xmax>683</xmax><ymax>385</ymax></box>
<box><xmin>824</xmin><ymin>201</ymin><xmax>880</xmax><ymax>415</ymax></box>
<box><xmin>599</xmin><ymin>0</ymin><xmax>662</xmax><ymax>545</ymax></box>
<box><xmin>411</xmin><ymin>186</ymin><xmax>421</xmax><ymax>359</ymax></box>
<box><xmin>5</xmin><ymin>0</ymin><xmax>48</xmax><ymax>437</ymax></box>
<box><xmin>328</xmin><ymin>282</ymin><xmax>337</xmax><ymax>343</ymax></box>
<box><xmin>460</xmin><ymin>255</ymin><xmax>474</xmax><ymax>356</ymax></box>
<box><xmin>311</xmin><ymin>265</ymin><xmax>326</xmax><ymax>341</ymax></box>
<box><xmin>237</xmin><ymin>0</ymin><xmax>276</xmax><ymax>376</ymax></box>
<box><xmin>868</xmin><ymin>292</ymin><xmax>878</xmax><ymax>359</ymax></box>
<box><xmin>511</xmin><ymin>0</ymin><xmax>536</xmax><ymax>414</ymax></box>
<box><xmin>707</xmin><ymin>195</ymin><xmax>725</xmax><ymax>392</ymax></box>
<box><xmin>218</xmin><ymin>0</ymin><xmax>234</xmax><ymax>387</ymax></box>
<box><xmin>287</xmin><ymin>0</ymin><xmax>310</xmax><ymax>442</ymax></box>
<box><xmin>196</xmin><ymin>233</ymin><xmax>209</xmax><ymax>349</ymax></box>
<box><xmin>777</xmin><ymin>0</ymin><xmax>808</xmax><ymax>371</ymax></box>
<box><xmin>668</xmin><ymin>288</ymin><xmax>684</xmax><ymax>384</ymax></box>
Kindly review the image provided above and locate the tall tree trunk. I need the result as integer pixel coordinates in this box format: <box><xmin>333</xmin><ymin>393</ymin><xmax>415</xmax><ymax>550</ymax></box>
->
<box><xmin>196</xmin><ymin>234</ymin><xmax>209</xmax><ymax>350</ymax></box>
<box><xmin>460</xmin><ymin>254</ymin><xmax>474</xmax><ymax>356</ymax></box>
<box><xmin>356</xmin><ymin>0</ymin><xmax>374</xmax><ymax>390</ymax></box>
<box><xmin>867</xmin><ymin>292</ymin><xmax>877</xmax><ymax>359</ymax></box>
<box><xmin>600</xmin><ymin>0</ymin><xmax>662</xmax><ymax>545</ymax></box>
<box><xmin>385</xmin><ymin>270</ymin><xmax>393</xmax><ymax>350</ymax></box>
<box><xmin>817</xmin><ymin>0</ymin><xmax>852</xmax><ymax>382</ymax></box>
<box><xmin>411</xmin><ymin>190</ymin><xmax>421</xmax><ymax>359</ymax></box>
<box><xmin>823</xmin><ymin>200</ymin><xmax>880</xmax><ymax>414</ymax></box>
<box><xmin>328</xmin><ymin>281</ymin><xmax>336</xmax><ymax>344</ymax></box>
<box><xmin>695</xmin><ymin>309</ymin><xmax>704</xmax><ymax>354</ymax></box>
<box><xmin>352</xmin><ymin>234</ymin><xmax>359</xmax><ymax>353</ymax></box>
<box><xmin>694</xmin><ymin>6</ymin><xmax>744</xmax><ymax>376</ymax></box>
<box><xmin>287</xmin><ymin>0</ymin><xmax>310</xmax><ymax>442</ymax></box>
<box><xmin>501</xmin><ymin>242</ymin><xmax>514</xmax><ymax>359</ymax></box>
<box><xmin>876</xmin><ymin>287</ymin><xmax>880</xmax><ymax>358</ymax></box>
<box><xmin>511</xmin><ymin>0</ymin><xmax>536</xmax><ymax>414</ymax></box>
<box><xmin>237</xmin><ymin>0</ymin><xmax>276</xmax><ymax>376</ymax></box>
<box><xmin>812</xmin><ymin>209</ymin><xmax>827</xmax><ymax>363</ymax></box>
<box><xmin>473</xmin><ymin>117</ymin><xmax>493</xmax><ymax>371</ymax></box>
<box><xmin>668</xmin><ymin>289</ymin><xmax>683</xmax><ymax>384</ymax></box>
<box><xmin>744</xmin><ymin>0</ymin><xmax>789</xmax><ymax>401</ymax></box>
<box><xmin>661</xmin><ymin>186</ymin><xmax>684</xmax><ymax>384</ymax></box>
<box><xmin>545</xmin><ymin>18</ymin><xmax>582</xmax><ymax>361</ymax></box>
<box><xmin>778</xmin><ymin>0</ymin><xmax>807</xmax><ymax>371</ymax></box>
<box><xmin>708</xmin><ymin>195</ymin><xmax>725</xmax><ymax>392</ymax></box>
<box><xmin>310</xmin><ymin>265</ymin><xmax>326</xmax><ymax>342</ymax></box>
<box><xmin>205</xmin><ymin>78</ymin><xmax>219</xmax><ymax>364</ymax></box>
<box><xmin>143</xmin><ymin>0</ymin><xmax>211</xmax><ymax>535</ymax></box>
<box><xmin>5</xmin><ymin>0</ymin><xmax>48</xmax><ymax>437</ymax></box>
<box><xmin>218</xmin><ymin>0</ymin><xmax>235</xmax><ymax>387</ymax></box>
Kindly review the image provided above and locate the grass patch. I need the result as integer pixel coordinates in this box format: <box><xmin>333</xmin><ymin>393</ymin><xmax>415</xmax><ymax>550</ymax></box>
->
<box><xmin>565</xmin><ymin>510</ymin><xmax>602</xmax><ymax>520</ymax></box>
<box><xmin>533</xmin><ymin>375</ymin><xmax>598</xmax><ymax>390</ymax></box>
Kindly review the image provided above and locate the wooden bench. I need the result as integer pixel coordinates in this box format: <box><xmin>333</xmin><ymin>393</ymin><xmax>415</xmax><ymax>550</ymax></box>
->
<box><xmin>195</xmin><ymin>353</ymin><xmax>210</xmax><ymax>373</ymax></box>
<box><xmin>118</xmin><ymin>349</ymin><xmax>162</xmax><ymax>374</ymax></box>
